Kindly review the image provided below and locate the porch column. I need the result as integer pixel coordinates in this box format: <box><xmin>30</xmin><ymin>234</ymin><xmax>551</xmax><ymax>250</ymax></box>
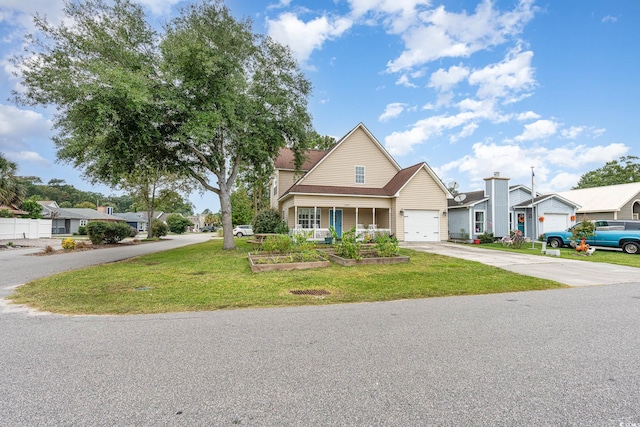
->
<box><xmin>314</xmin><ymin>206</ymin><xmax>318</xmax><ymax>239</ymax></box>
<box><xmin>333</xmin><ymin>207</ymin><xmax>336</xmax><ymax>231</ymax></box>
<box><xmin>295</xmin><ymin>206</ymin><xmax>298</xmax><ymax>229</ymax></box>
<box><xmin>388</xmin><ymin>209</ymin><xmax>391</xmax><ymax>232</ymax></box>
<box><xmin>373</xmin><ymin>208</ymin><xmax>376</xmax><ymax>228</ymax></box>
<box><xmin>355</xmin><ymin>207</ymin><xmax>359</xmax><ymax>228</ymax></box>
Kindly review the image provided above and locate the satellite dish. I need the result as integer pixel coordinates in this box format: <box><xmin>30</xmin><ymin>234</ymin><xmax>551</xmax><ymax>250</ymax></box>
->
<box><xmin>454</xmin><ymin>194</ymin><xmax>467</xmax><ymax>203</ymax></box>
<box><xmin>448</xmin><ymin>181</ymin><xmax>459</xmax><ymax>190</ymax></box>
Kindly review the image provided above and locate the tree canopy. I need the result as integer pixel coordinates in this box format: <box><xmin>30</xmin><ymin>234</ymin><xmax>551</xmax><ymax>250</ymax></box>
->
<box><xmin>574</xmin><ymin>156</ymin><xmax>640</xmax><ymax>189</ymax></box>
<box><xmin>0</xmin><ymin>153</ymin><xmax>26</xmax><ymax>207</ymax></box>
<box><xmin>13</xmin><ymin>0</ymin><xmax>313</xmax><ymax>249</ymax></box>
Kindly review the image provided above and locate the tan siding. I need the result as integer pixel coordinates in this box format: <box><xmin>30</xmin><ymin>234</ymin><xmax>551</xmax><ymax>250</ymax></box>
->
<box><xmin>396</xmin><ymin>168</ymin><xmax>448</xmax><ymax>241</ymax></box>
<box><xmin>302</xmin><ymin>128</ymin><xmax>398</xmax><ymax>187</ymax></box>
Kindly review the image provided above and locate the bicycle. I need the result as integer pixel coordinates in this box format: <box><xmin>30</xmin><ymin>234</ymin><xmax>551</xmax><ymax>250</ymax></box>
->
<box><xmin>501</xmin><ymin>230</ymin><xmax>525</xmax><ymax>249</ymax></box>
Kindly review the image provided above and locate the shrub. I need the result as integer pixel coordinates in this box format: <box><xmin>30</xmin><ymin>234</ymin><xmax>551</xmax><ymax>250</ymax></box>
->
<box><xmin>43</xmin><ymin>245</ymin><xmax>54</xmax><ymax>254</ymax></box>
<box><xmin>75</xmin><ymin>241</ymin><xmax>92</xmax><ymax>249</ymax></box>
<box><xmin>61</xmin><ymin>238</ymin><xmax>75</xmax><ymax>250</ymax></box>
<box><xmin>152</xmin><ymin>221</ymin><xmax>168</xmax><ymax>237</ymax></box>
<box><xmin>375</xmin><ymin>233</ymin><xmax>399</xmax><ymax>257</ymax></box>
<box><xmin>478</xmin><ymin>232</ymin><xmax>494</xmax><ymax>244</ymax></box>
<box><xmin>166</xmin><ymin>214</ymin><xmax>193</xmax><ymax>234</ymax></box>
<box><xmin>260</xmin><ymin>234</ymin><xmax>293</xmax><ymax>253</ymax></box>
<box><xmin>86</xmin><ymin>221</ymin><xmax>134</xmax><ymax>244</ymax></box>
<box><xmin>252</xmin><ymin>209</ymin><xmax>285</xmax><ymax>234</ymax></box>
<box><xmin>77</xmin><ymin>225</ymin><xmax>87</xmax><ymax>235</ymax></box>
<box><xmin>0</xmin><ymin>209</ymin><xmax>12</xmax><ymax>218</ymax></box>
<box><xmin>333</xmin><ymin>227</ymin><xmax>362</xmax><ymax>260</ymax></box>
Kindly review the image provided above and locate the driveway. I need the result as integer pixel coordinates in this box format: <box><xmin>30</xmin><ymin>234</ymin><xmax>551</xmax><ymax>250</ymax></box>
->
<box><xmin>402</xmin><ymin>242</ymin><xmax>640</xmax><ymax>286</ymax></box>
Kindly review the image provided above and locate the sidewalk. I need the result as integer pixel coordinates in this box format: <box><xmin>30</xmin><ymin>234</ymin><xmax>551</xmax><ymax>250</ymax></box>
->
<box><xmin>401</xmin><ymin>242</ymin><xmax>640</xmax><ymax>287</ymax></box>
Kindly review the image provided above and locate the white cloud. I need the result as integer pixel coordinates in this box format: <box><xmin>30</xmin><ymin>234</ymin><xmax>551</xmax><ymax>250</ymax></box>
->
<box><xmin>438</xmin><ymin>141</ymin><xmax>630</xmax><ymax>192</ymax></box>
<box><xmin>0</xmin><ymin>104</ymin><xmax>52</xmax><ymax>139</ymax></box>
<box><xmin>513</xmin><ymin>119</ymin><xmax>558</xmax><ymax>142</ymax></box>
<box><xmin>516</xmin><ymin>111</ymin><xmax>540</xmax><ymax>121</ymax></box>
<box><xmin>387</xmin><ymin>0</ymin><xmax>536</xmax><ymax>72</ymax></box>
<box><xmin>396</xmin><ymin>74</ymin><xmax>417</xmax><ymax>88</ymax></box>
<box><xmin>428</xmin><ymin>64</ymin><xmax>470</xmax><ymax>92</ymax></box>
<box><xmin>266</xmin><ymin>13</ymin><xmax>353</xmax><ymax>66</ymax></box>
<box><xmin>468</xmin><ymin>48</ymin><xmax>535</xmax><ymax>100</ymax></box>
<box><xmin>5</xmin><ymin>150</ymin><xmax>50</xmax><ymax>166</ymax></box>
<box><xmin>561</xmin><ymin>126</ymin><xmax>584</xmax><ymax>139</ymax></box>
<box><xmin>347</xmin><ymin>0</ymin><xmax>431</xmax><ymax>33</ymax></box>
<box><xmin>602</xmin><ymin>15</ymin><xmax>618</xmax><ymax>23</ymax></box>
<box><xmin>379</xmin><ymin>102</ymin><xmax>408</xmax><ymax>121</ymax></box>
<box><xmin>133</xmin><ymin>0</ymin><xmax>182</xmax><ymax>15</ymax></box>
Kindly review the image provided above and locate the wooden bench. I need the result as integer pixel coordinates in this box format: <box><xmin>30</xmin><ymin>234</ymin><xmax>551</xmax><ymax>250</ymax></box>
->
<box><xmin>247</xmin><ymin>233</ymin><xmax>278</xmax><ymax>247</ymax></box>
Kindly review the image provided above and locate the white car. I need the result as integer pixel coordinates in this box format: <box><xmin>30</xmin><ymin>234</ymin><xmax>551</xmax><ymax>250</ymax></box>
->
<box><xmin>232</xmin><ymin>225</ymin><xmax>254</xmax><ymax>237</ymax></box>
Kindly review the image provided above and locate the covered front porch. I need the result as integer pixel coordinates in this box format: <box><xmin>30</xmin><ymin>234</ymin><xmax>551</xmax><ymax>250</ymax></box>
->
<box><xmin>285</xmin><ymin>205</ymin><xmax>393</xmax><ymax>240</ymax></box>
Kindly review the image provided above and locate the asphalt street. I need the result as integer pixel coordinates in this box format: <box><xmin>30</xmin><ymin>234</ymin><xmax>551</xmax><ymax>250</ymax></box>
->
<box><xmin>1</xmin><ymin>236</ymin><xmax>639</xmax><ymax>426</ymax></box>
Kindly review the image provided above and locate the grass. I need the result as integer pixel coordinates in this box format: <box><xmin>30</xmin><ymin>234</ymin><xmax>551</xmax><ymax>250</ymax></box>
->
<box><xmin>480</xmin><ymin>241</ymin><xmax>640</xmax><ymax>268</ymax></box>
<box><xmin>9</xmin><ymin>239</ymin><xmax>566</xmax><ymax>315</ymax></box>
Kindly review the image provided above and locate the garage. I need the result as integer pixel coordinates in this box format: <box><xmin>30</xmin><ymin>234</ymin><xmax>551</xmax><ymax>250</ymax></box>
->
<box><xmin>541</xmin><ymin>213</ymin><xmax>569</xmax><ymax>234</ymax></box>
<box><xmin>403</xmin><ymin>209</ymin><xmax>440</xmax><ymax>242</ymax></box>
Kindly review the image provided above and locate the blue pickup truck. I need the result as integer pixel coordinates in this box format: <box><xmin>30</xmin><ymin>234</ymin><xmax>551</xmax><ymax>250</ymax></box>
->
<box><xmin>545</xmin><ymin>220</ymin><xmax>640</xmax><ymax>254</ymax></box>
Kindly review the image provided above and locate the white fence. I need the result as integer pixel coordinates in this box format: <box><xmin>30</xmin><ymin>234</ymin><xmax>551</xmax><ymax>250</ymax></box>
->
<box><xmin>0</xmin><ymin>218</ymin><xmax>52</xmax><ymax>239</ymax></box>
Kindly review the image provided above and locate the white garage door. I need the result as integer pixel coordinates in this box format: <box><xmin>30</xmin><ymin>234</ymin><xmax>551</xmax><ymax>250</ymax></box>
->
<box><xmin>542</xmin><ymin>213</ymin><xmax>569</xmax><ymax>233</ymax></box>
<box><xmin>404</xmin><ymin>210</ymin><xmax>440</xmax><ymax>242</ymax></box>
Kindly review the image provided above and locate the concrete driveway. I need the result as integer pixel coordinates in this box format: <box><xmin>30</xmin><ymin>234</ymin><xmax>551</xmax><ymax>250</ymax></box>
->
<box><xmin>402</xmin><ymin>242</ymin><xmax>640</xmax><ymax>286</ymax></box>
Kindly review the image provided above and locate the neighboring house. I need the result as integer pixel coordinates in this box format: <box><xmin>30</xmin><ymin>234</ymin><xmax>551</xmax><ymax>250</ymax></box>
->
<box><xmin>448</xmin><ymin>173</ymin><xmax>579</xmax><ymax>240</ymax></box>
<box><xmin>556</xmin><ymin>182</ymin><xmax>640</xmax><ymax>221</ymax></box>
<box><xmin>38</xmin><ymin>201</ymin><xmax>126</xmax><ymax>234</ymax></box>
<box><xmin>112</xmin><ymin>212</ymin><xmax>148</xmax><ymax>232</ymax></box>
<box><xmin>0</xmin><ymin>203</ymin><xmax>28</xmax><ymax>217</ymax></box>
<box><xmin>270</xmin><ymin>122</ymin><xmax>452</xmax><ymax>242</ymax></box>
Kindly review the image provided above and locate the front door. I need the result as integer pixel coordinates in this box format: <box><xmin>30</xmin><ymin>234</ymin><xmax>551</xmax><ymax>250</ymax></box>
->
<box><xmin>329</xmin><ymin>209</ymin><xmax>343</xmax><ymax>237</ymax></box>
<box><xmin>517</xmin><ymin>212</ymin><xmax>525</xmax><ymax>234</ymax></box>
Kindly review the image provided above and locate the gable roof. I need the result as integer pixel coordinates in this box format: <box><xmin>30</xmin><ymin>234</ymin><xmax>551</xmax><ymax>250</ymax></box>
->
<box><xmin>447</xmin><ymin>190</ymin><xmax>488</xmax><ymax>208</ymax></box>
<box><xmin>297</xmin><ymin>123</ymin><xmax>401</xmax><ymax>185</ymax></box>
<box><xmin>274</xmin><ymin>148</ymin><xmax>328</xmax><ymax>171</ymax></box>
<box><xmin>556</xmin><ymin>182</ymin><xmax>640</xmax><ymax>213</ymax></box>
<box><xmin>513</xmin><ymin>193</ymin><xmax>581</xmax><ymax>209</ymax></box>
<box><xmin>113</xmin><ymin>212</ymin><xmax>148</xmax><ymax>223</ymax></box>
<box><xmin>42</xmin><ymin>208</ymin><xmax>125</xmax><ymax>221</ymax></box>
<box><xmin>282</xmin><ymin>162</ymin><xmax>451</xmax><ymax>200</ymax></box>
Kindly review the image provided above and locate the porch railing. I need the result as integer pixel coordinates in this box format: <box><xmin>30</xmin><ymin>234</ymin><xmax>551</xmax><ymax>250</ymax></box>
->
<box><xmin>292</xmin><ymin>227</ymin><xmax>392</xmax><ymax>241</ymax></box>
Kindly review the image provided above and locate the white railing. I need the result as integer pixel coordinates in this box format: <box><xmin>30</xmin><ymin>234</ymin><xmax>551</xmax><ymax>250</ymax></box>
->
<box><xmin>292</xmin><ymin>227</ymin><xmax>392</xmax><ymax>241</ymax></box>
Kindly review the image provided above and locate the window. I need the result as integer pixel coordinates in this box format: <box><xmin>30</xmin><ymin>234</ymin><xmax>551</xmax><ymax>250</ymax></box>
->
<box><xmin>297</xmin><ymin>208</ymin><xmax>320</xmax><ymax>228</ymax></box>
<box><xmin>79</xmin><ymin>220</ymin><xmax>88</xmax><ymax>227</ymax></box>
<box><xmin>273</xmin><ymin>178</ymin><xmax>278</xmax><ymax>196</ymax></box>
<box><xmin>474</xmin><ymin>211</ymin><xmax>485</xmax><ymax>234</ymax></box>
<box><xmin>355</xmin><ymin>166</ymin><xmax>365</xmax><ymax>184</ymax></box>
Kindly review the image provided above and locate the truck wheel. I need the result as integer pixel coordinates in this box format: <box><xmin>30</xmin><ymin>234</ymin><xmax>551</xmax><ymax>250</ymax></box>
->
<box><xmin>622</xmin><ymin>242</ymin><xmax>639</xmax><ymax>254</ymax></box>
<box><xmin>548</xmin><ymin>237</ymin><xmax>563</xmax><ymax>249</ymax></box>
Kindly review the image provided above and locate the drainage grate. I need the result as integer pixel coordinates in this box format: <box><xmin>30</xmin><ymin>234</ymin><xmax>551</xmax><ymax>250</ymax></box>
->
<box><xmin>290</xmin><ymin>289</ymin><xmax>330</xmax><ymax>296</ymax></box>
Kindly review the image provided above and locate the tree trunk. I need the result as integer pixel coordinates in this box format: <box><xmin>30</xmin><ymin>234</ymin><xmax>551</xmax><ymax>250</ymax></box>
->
<box><xmin>219</xmin><ymin>185</ymin><xmax>236</xmax><ymax>250</ymax></box>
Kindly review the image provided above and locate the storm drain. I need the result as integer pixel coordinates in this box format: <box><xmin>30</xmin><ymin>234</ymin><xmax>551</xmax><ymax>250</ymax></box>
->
<box><xmin>290</xmin><ymin>289</ymin><xmax>330</xmax><ymax>296</ymax></box>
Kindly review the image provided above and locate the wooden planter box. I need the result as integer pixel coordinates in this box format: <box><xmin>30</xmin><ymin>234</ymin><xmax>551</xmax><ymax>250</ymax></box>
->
<box><xmin>326</xmin><ymin>251</ymin><xmax>410</xmax><ymax>266</ymax></box>
<box><xmin>248</xmin><ymin>253</ymin><xmax>330</xmax><ymax>273</ymax></box>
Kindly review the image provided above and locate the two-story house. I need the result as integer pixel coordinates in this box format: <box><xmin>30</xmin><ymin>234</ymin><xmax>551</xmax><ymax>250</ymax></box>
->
<box><xmin>270</xmin><ymin>123</ymin><xmax>452</xmax><ymax>242</ymax></box>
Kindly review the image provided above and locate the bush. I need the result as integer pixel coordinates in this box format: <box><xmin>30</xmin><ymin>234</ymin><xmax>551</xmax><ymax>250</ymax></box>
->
<box><xmin>375</xmin><ymin>233</ymin><xmax>399</xmax><ymax>257</ymax></box>
<box><xmin>478</xmin><ymin>232</ymin><xmax>494</xmax><ymax>244</ymax></box>
<box><xmin>61</xmin><ymin>238</ymin><xmax>75</xmax><ymax>250</ymax></box>
<box><xmin>152</xmin><ymin>221</ymin><xmax>168</xmax><ymax>237</ymax></box>
<box><xmin>86</xmin><ymin>221</ymin><xmax>134</xmax><ymax>244</ymax></box>
<box><xmin>0</xmin><ymin>209</ymin><xmax>12</xmax><ymax>218</ymax></box>
<box><xmin>77</xmin><ymin>225</ymin><xmax>87</xmax><ymax>235</ymax></box>
<box><xmin>260</xmin><ymin>234</ymin><xmax>294</xmax><ymax>253</ymax></box>
<box><xmin>166</xmin><ymin>214</ymin><xmax>193</xmax><ymax>234</ymax></box>
<box><xmin>333</xmin><ymin>227</ymin><xmax>362</xmax><ymax>260</ymax></box>
<box><xmin>252</xmin><ymin>209</ymin><xmax>286</xmax><ymax>234</ymax></box>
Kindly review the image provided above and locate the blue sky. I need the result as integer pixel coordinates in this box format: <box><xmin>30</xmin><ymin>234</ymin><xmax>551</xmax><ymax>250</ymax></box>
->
<box><xmin>1</xmin><ymin>0</ymin><xmax>638</xmax><ymax>214</ymax></box>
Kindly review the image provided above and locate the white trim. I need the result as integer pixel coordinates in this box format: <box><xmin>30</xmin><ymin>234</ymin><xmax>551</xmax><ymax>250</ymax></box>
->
<box><xmin>355</xmin><ymin>165</ymin><xmax>365</xmax><ymax>184</ymax></box>
<box><xmin>474</xmin><ymin>210</ymin><xmax>486</xmax><ymax>234</ymax></box>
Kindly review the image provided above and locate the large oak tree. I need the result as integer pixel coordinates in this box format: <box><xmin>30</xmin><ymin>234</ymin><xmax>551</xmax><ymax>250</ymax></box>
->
<box><xmin>13</xmin><ymin>0</ymin><xmax>312</xmax><ymax>249</ymax></box>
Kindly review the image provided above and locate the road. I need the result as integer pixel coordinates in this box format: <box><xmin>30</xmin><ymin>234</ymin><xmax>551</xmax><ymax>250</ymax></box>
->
<box><xmin>1</xmin><ymin>236</ymin><xmax>639</xmax><ymax>425</ymax></box>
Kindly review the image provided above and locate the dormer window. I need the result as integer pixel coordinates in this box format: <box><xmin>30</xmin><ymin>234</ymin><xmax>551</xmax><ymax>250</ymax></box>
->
<box><xmin>355</xmin><ymin>166</ymin><xmax>365</xmax><ymax>184</ymax></box>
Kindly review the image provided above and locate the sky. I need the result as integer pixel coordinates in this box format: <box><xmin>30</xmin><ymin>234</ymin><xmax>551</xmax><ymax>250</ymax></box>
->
<box><xmin>1</xmin><ymin>0</ymin><xmax>638</xmax><ymax>214</ymax></box>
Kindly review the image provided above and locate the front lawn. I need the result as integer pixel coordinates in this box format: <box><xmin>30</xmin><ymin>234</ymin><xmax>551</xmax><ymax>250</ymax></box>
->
<box><xmin>480</xmin><ymin>242</ymin><xmax>640</xmax><ymax>268</ymax></box>
<box><xmin>9</xmin><ymin>240</ymin><xmax>565</xmax><ymax>315</ymax></box>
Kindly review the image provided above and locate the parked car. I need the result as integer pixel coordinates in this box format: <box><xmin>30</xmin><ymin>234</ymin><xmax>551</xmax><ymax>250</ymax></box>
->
<box><xmin>545</xmin><ymin>220</ymin><xmax>640</xmax><ymax>254</ymax></box>
<box><xmin>232</xmin><ymin>225</ymin><xmax>254</xmax><ymax>237</ymax></box>
<box><xmin>200</xmin><ymin>226</ymin><xmax>215</xmax><ymax>232</ymax></box>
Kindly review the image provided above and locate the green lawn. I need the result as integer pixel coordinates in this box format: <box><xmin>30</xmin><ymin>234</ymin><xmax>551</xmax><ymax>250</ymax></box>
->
<box><xmin>9</xmin><ymin>239</ymin><xmax>565</xmax><ymax>315</ymax></box>
<box><xmin>480</xmin><ymin>241</ymin><xmax>640</xmax><ymax>268</ymax></box>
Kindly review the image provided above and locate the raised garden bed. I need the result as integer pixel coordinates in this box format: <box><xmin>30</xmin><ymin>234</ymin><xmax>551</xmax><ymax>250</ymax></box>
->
<box><xmin>325</xmin><ymin>250</ymin><xmax>410</xmax><ymax>266</ymax></box>
<box><xmin>248</xmin><ymin>252</ymin><xmax>330</xmax><ymax>273</ymax></box>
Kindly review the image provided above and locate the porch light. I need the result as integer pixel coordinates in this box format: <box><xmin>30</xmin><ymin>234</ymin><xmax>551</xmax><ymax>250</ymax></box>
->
<box><xmin>399</xmin><ymin>208</ymin><xmax>404</xmax><ymax>216</ymax></box>
<box><xmin>442</xmin><ymin>210</ymin><xmax>447</xmax><ymax>217</ymax></box>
